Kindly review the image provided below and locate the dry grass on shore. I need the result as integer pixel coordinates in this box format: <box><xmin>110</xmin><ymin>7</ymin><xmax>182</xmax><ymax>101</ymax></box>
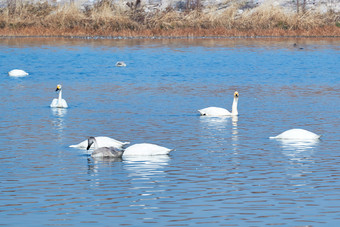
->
<box><xmin>0</xmin><ymin>0</ymin><xmax>339</xmax><ymax>37</ymax></box>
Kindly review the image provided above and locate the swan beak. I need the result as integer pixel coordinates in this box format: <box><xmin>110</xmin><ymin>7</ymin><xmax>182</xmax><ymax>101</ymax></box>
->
<box><xmin>234</xmin><ymin>91</ymin><xmax>239</xmax><ymax>97</ymax></box>
<box><xmin>55</xmin><ymin>85</ymin><xmax>61</xmax><ymax>91</ymax></box>
<box><xmin>86</xmin><ymin>143</ymin><xmax>92</xmax><ymax>150</ymax></box>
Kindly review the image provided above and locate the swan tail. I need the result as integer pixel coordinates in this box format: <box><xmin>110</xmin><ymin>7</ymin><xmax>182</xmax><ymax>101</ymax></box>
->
<box><xmin>167</xmin><ymin>148</ymin><xmax>175</xmax><ymax>154</ymax></box>
<box><xmin>122</xmin><ymin>142</ymin><xmax>130</xmax><ymax>148</ymax></box>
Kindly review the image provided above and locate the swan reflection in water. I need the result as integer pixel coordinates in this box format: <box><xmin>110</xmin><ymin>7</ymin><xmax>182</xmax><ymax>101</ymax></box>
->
<box><xmin>231</xmin><ymin>116</ymin><xmax>239</xmax><ymax>153</ymax></box>
<box><xmin>199</xmin><ymin>115</ymin><xmax>230</xmax><ymax>128</ymax></box>
<box><xmin>51</xmin><ymin>108</ymin><xmax>67</xmax><ymax>141</ymax></box>
<box><xmin>86</xmin><ymin>154</ymin><xmax>170</xmax><ymax>178</ymax></box>
<box><xmin>276</xmin><ymin>139</ymin><xmax>319</xmax><ymax>162</ymax></box>
<box><xmin>199</xmin><ymin>115</ymin><xmax>239</xmax><ymax>140</ymax></box>
<box><xmin>123</xmin><ymin>155</ymin><xmax>170</xmax><ymax>178</ymax></box>
<box><xmin>199</xmin><ymin>115</ymin><xmax>240</xmax><ymax>161</ymax></box>
<box><xmin>51</xmin><ymin>107</ymin><xmax>67</xmax><ymax>118</ymax></box>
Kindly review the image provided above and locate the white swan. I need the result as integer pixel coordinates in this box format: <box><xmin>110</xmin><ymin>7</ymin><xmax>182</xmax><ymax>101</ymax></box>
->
<box><xmin>50</xmin><ymin>84</ymin><xmax>68</xmax><ymax>108</ymax></box>
<box><xmin>116</xmin><ymin>61</ymin><xmax>126</xmax><ymax>67</ymax></box>
<box><xmin>87</xmin><ymin>137</ymin><xmax>124</xmax><ymax>158</ymax></box>
<box><xmin>198</xmin><ymin>91</ymin><xmax>239</xmax><ymax>116</ymax></box>
<box><xmin>123</xmin><ymin>143</ymin><xmax>173</xmax><ymax>156</ymax></box>
<box><xmin>70</xmin><ymin>136</ymin><xmax>130</xmax><ymax>150</ymax></box>
<box><xmin>269</xmin><ymin>129</ymin><xmax>321</xmax><ymax>140</ymax></box>
<box><xmin>8</xmin><ymin>69</ymin><xmax>28</xmax><ymax>77</ymax></box>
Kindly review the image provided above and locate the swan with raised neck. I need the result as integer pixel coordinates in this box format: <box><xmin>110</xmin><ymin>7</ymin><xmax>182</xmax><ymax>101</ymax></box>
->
<box><xmin>198</xmin><ymin>91</ymin><xmax>239</xmax><ymax>116</ymax></box>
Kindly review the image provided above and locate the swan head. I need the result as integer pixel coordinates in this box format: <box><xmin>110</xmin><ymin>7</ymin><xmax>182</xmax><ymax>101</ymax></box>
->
<box><xmin>87</xmin><ymin>137</ymin><xmax>96</xmax><ymax>150</ymax></box>
<box><xmin>234</xmin><ymin>91</ymin><xmax>239</xmax><ymax>98</ymax></box>
<box><xmin>55</xmin><ymin>84</ymin><xmax>62</xmax><ymax>92</ymax></box>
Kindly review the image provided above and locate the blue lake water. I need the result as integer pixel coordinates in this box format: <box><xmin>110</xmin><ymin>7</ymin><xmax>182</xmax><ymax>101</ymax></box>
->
<box><xmin>0</xmin><ymin>37</ymin><xmax>339</xmax><ymax>226</ymax></box>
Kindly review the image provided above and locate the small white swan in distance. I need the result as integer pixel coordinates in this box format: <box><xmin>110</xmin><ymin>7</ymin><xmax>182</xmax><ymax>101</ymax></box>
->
<box><xmin>87</xmin><ymin>137</ymin><xmax>124</xmax><ymax>158</ymax></box>
<box><xmin>8</xmin><ymin>69</ymin><xmax>28</xmax><ymax>77</ymax></box>
<box><xmin>123</xmin><ymin>143</ymin><xmax>173</xmax><ymax>156</ymax></box>
<box><xmin>269</xmin><ymin>129</ymin><xmax>321</xmax><ymax>140</ymax></box>
<box><xmin>116</xmin><ymin>61</ymin><xmax>126</xmax><ymax>67</ymax></box>
<box><xmin>198</xmin><ymin>91</ymin><xmax>239</xmax><ymax>116</ymax></box>
<box><xmin>50</xmin><ymin>84</ymin><xmax>68</xmax><ymax>108</ymax></box>
<box><xmin>70</xmin><ymin>136</ymin><xmax>130</xmax><ymax>150</ymax></box>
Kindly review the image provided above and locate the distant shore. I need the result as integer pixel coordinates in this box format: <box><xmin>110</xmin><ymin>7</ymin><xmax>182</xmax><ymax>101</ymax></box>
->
<box><xmin>0</xmin><ymin>0</ymin><xmax>339</xmax><ymax>38</ymax></box>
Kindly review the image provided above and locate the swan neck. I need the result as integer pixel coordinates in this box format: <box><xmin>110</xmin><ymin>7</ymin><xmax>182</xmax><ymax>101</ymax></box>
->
<box><xmin>231</xmin><ymin>97</ymin><xmax>238</xmax><ymax>115</ymax></box>
<box><xmin>58</xmin><ymin>90</ymin><xmax>62</xmax><ymax>101</ymax></box>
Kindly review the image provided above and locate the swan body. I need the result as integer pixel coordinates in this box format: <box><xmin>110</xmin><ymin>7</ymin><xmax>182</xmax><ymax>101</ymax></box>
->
<box><xmin>87</xmin><ymin>137</ymin><xmax>124</xmax><ymax>158</ymax></box>
<box><xmin>198</xmin><ymin>107</ymin><xmax>232</xmax><ymax>116</ymax></box>
<box><xmin>116</xmin><ymin>61</ymin><xmax>126</xmax><ymax>67</ymax></box>
<box><xmin>8</xmin><ymin>69</ymin><xmax>28</xmax><ymax>77</ymax></box>
<box><xmin>70</xmin><ymin>136</ymin><xmax>130</xmax><ymax>150</ymax></box>
<box><xmin>123</xmin><ymin>143</ymin><xmax>173</xmax><ymax>156</ymax></box>
<box><xmin>198</xmin><ymin>91</ymin><xmax>239</xmax><ymax>116</ymax></box>
<box><xmin>91</xmin><ymin>147</ymin><xmax>124</xmax><ymax>158</ymax></box>
<box><xmin>269</xmin><ymin>129</ymin><xmax>321</xmax><ymax>140</ymax></box>
<box><xmin>50</xmin><ymin>84</ymin><xmax>68</xmax><ymax>108</ymax></box>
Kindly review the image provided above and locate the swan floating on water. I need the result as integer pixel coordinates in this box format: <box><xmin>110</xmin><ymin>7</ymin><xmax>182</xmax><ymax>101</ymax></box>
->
<box><xmin>198</xmin><ymin>91</ymin><xmax>239</xmax><ymax>116</ymax></box>
<box><xmin>87</xmin><ymin>137</ymin><xmax>124</xmax><ymax>158</ymax></box>
<box><xmin>269</xmin><ymin>129</ymin><xmax>321</xmax><ymax>140</ymax></box>
<box><xmin>8</xmin><ymin>69</ymin><xmax>28</xmax><ymax>77</ymax></box>
<box><xmin>50</xmin><ymin>84</ymin><xmax>68</xmax><ymax>108</ymax></box>
<box><xmin>123</xmin><ymin>143</ymin><xmax>173</xmax><ymax>156</ymax></box>
<box><xmin>115</xmin><ymin>61</ymin><xmax>126</xmax><ymax>67</ymax></box>
<box><xmin>70</xmin><ymin>136</ymin><xmax>130</xmax><ymax>150</ymax></box>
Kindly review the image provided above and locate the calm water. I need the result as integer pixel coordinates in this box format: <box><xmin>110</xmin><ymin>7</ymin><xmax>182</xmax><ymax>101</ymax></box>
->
<box><xmin>0</xmin><ymin>37</ymin><xmax>339</xmax><ymax>226</ymax></box>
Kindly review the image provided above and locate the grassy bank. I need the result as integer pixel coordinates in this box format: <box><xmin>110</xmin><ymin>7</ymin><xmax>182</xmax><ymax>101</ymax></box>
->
<box><xmin>0</xmin><ymin>0</ymin><xmax>339</xmax><ymax>37</ymax></box>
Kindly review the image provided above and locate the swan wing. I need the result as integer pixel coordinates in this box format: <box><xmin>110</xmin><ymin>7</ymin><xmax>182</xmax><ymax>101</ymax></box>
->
<box><xmin>60</xmin><ymin>99</ymin><xmax>68</xmax><ymax>108</ymax></box>
<box><xmin>50</xmin><ymin>99</ymin><xmax>59</xmax><ymax>108</ymax></box>
<box><xmin>198</xmin><ymin>107</ymin><xmax>231</xmax><ymax>116</ymax></box>
<box><xmin>50</xmin><ymin>99</ymin><xmax>67</xmax><ymax>108</ymax></box>
<box><xmin>123</xmin><ymin>143</ymin><xmax>173</xmax><ymax>156</ymax></box>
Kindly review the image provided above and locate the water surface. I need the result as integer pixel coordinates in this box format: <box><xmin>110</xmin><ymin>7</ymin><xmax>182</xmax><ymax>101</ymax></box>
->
<box><xmin>0</xmin><ymin>37</ymin><xmax>339</xmax><ymax>226</ymax></box>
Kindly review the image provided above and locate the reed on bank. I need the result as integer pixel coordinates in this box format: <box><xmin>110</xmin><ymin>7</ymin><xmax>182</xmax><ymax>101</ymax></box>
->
<box><xmin>0</xmin><ymin>0</ymin><xmax>339</xmax><ymax>37</ymax></box>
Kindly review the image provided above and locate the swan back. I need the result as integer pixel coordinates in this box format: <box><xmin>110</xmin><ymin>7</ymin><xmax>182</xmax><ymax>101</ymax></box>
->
<box><xmin>270</xmin><ymin>129</ymin><xmax>321</xmax><ymax>140</ymax></box>
<box><xmin>8</xmin><ymin>69</ymin><xmax>28</xmax><ymax>77</ymax></box>
<box><xmin>123</xmin><ymin>143</ymin><xmax>173</xmax><ymax>156</ymax></box>
<box><xmin>70</xmin><ymin>136</ymin><xmax>130</xmax><ymax>150</ymax></box>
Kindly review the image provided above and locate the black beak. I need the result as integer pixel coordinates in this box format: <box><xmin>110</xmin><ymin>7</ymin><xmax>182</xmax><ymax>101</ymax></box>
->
<box><xmin>55</xmin><ymin>88</ymin><xmax>60</xmax><ymax>92</ymax></box>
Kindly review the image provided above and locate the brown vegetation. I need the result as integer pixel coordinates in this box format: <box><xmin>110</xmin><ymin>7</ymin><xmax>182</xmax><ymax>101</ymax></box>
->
<box><xmin>0</xmin><ymin>0</ymin><xmax>339</xmax><ymax>37</ymax></box>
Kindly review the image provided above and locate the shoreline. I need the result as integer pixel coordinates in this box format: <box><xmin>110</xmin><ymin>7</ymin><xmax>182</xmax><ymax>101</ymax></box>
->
<box><xmin>1</xmin><ymin>35</ymin><xmax>340</xmax><ymax>40</ymax></box>
<box><xmin>1</xmin><ymin>28</ymin><xmax>339</xmax><ymax>40</ymax></box>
